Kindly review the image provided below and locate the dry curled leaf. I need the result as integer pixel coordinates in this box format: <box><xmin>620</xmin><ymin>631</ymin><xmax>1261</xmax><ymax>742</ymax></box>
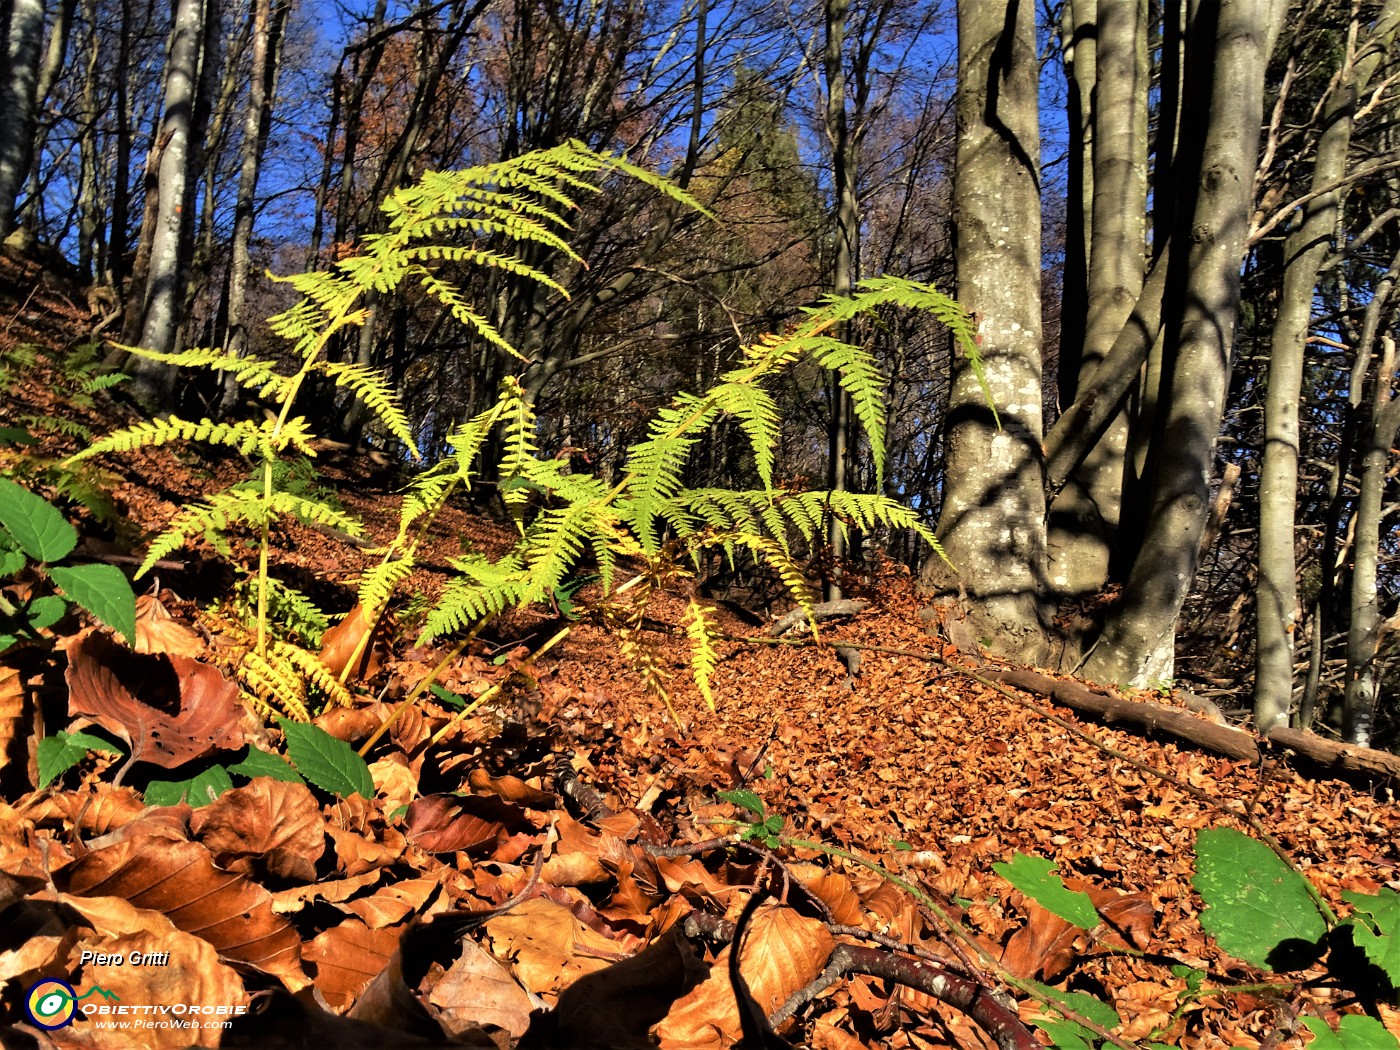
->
<box><xmin>65</xmin><ymin>631</ymin><xmax>243</xmax><ymax>769</ymax></box>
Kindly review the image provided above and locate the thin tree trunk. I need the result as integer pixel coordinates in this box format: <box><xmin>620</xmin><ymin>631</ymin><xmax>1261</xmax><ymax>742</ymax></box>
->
<box><xmin>221</xmin><ymin>0</ymin><xmax>287</xmax><ymax>365</ymax></box>
<box><xmin>129</xmin><ymin>0</ymin><xmax>212</xmax><ymax>403</ymax></box>
<box><xmin>1048</xmin><ymin>0</ymin><xmax>1148</xmax><ymax>601</ymax></box>
<box><xmin>1057</xmin><ymin>0</ymin><xmax>1095</xmax><ymax>408</ymax></box>
<box><xmin>76</xmin><ymin>0</ymin><xmax>101</xmax><ymax>281</ymax></box>
<box><xmin>1255</xmin><ymin>1</ymin><xmax>1399</xmax><ymax>731</ymax></box>
<box><xmin>0</xmin><ymin>0</ymin><xmax>46</xmax><ymax>236</ymax></box>
<box><xmin>824</xmin><ymin>0</ymin><xmax>856</xmax><ymax>600</ymax></box>
<box><xmin>1083</xmin><ymin>0</ymin><xmax>1287</xmax><ymax>687</ymax></box>
<box><xmin>1342</xmin><ymin>236</ymin><xmax>1400</xmax><ymax>743</ymax></box>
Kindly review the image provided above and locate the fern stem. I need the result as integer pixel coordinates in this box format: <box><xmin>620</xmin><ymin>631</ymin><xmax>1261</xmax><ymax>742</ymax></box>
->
<box><xmin>357</xmin><ymin>633</ymin><xmax>473</xmax><ymax>757</ymax></box>
<box><xmin>429</xmin><ymin>623</ymin><xmax>572</xmax><ymax>747</ymax></box>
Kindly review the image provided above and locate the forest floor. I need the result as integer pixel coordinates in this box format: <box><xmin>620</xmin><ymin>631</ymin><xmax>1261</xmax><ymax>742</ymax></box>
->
<box><xmin>1</xmin><ymin>246</ymin><xmax>1399</xmax><ymax>1050</ymax></box>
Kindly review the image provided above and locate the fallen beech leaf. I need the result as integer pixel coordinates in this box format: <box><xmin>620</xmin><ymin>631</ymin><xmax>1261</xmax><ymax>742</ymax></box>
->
<box><xmin>468</xmin><ymin>768</ymin><xmax>556</xmax><ymax>807</ymax></box>
<box><xmin>791</xmin><ymin>865</ymin><xmax>865</xmax><ymax>927</ymax></box>
<box><xmin>272</xmin><ymin>869</ymin><xmax>383</xmax><ymax>914</ymax></box>
<box><xmin>133</xmin><ymin>593</ymin><xmax>205</xmax><ymax>658</ymax></box>
<box><xmin>58</xmin><ymin>828</ymin><xmax>306</xmax><ymax>988</ymax></box>
<box><xmin>0</xmin><ymin>661</ymin><xmax>25</xmax><ymax>784</ymax></box>
<box><xmin>341</xmin><ymin>877</ymin><xmax>439</xmax><ymax>927</ymax></box>
<box><xmin>484</xmin><ymin>896</ymin><xmax>621</xmax><ymax>1002</ymax></box>
<box><xmin>189</xmin><ymin>778</ymin><xmax>325</xmax><ymax>874</ymax></box>
<box><xmin>533</xmin><ymin>922</ymin><xmax>708</xmax><ymax>1050</ymax></box>
<box><xmin>370</xmin><ymin>753</ymin><xmax>418</xmax><ymax>811</ymax></box>
<box><xmin>1001</xmin><ymin>897</ymin><xmax>1080</xmax><ymax>981</ymax></box>
<box><xmin>21</xmin><ymin>891</ymin><xmax>247</xmax><ymax>1048</ymax></box>
<box><xmin>327</xmin><ymin>824</ymin><xmax>405</xmax><ymax>877</ymax></box>
<box><xmin>405</xmin><ymin>793</ymin><xmax>536</xmax><ymax>856</ymax></box>
<box><xmin>304</xmin><ymin>919</ymin><xmax>403</xmax><ymax>1010</ymax></box>
<box><xmin>428</xmin><ymin>937</ymin><xmax>535</xmax><ymax>1040</ymax></box>
<box><xmin>65</xmin><ymin>631</ymin><xmax>243</xmax><ymax>769</ymax></box>
<box><xmin>320</xmin><ymin>604</ymin><xmax>383</xmax><ymax>679</ymax></box>
<box><xmin>313</xmin><ymin>704</ymin><xmax>384</xmax><ymax>745</ymax></box>
<box><xmin>653</xmin><ymin>902</ymin><xmax>834</xmax><ymax>1049</ymax></box>
<box><xmin>70</xmin><ymin>926</ymin><xmax>246</xmax><ymax>1048</ymax></box>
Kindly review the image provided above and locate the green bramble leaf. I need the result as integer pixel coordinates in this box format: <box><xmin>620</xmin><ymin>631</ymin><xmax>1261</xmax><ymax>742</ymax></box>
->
<box><xmin>0</xmin><ymin>478</ymin><xmax>77</xmax><ymax>562</ymax></box>
<box><xmin>228</xmin><ymin>747</ymin><xmax>304</xmax><ymax>784</ymax></box>
<box><xmin>1193</xmin><ymin>827</ymin><xmax>1326</xmax><ymax>969</ymax></box>
<box><xmin>279</xmin><ymin>718</ymin><xmax>374</xmax><ymax>799</ymax></box>
<box><xmin>1341</xmin><ymin>888</ymin><xmax>1400</xmax><ymax>987</ymax></box>
<box><xmin>1302</xmin><ymin>1015</ymin><xmax>1400</xmax><ymax>1049</ymax></box>
<box><xmin>718</xmin><ymin>788</ymin><xmax>765</xmax><ymax>819</ymax></box>
<box><xmin>144</xmin><ymin>764</ymin><xmax>235</xmax><ymax>807</ymax></box>
<box><xmin>994</xmin><ymin>853</ymin><xmax>1099</xmax><ymax>930</ymax></box>
<box><xmin>429</xmin><ymin>684</ymin><xmax>468</xmax><ymax>710</ymax></box>
<box><xmin>37</xmin><ymin>730</ymin><xmax>122</xmax><ymax>789</ymax></box>
<box><xmin>48</xmin><ymin>563</ymin><xmax>137</xmax><ymax>644</ymax></box>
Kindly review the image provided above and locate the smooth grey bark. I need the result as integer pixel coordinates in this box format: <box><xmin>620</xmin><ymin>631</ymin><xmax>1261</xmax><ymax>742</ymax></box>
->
<box><xmin>220</xmin><ymin>0</ymin><xmax>287</xmax><ymax>366</ymax></box>
<box><xmin>128</xmin><ymin>0</ymin><xmax>212</xmax><ymax>404</ymax></box>
<box><xmin>0</xmin><ymin>0</ymin><xmax>45</xmax><ymax>236</ymax></box>
<box><xmin>925</xmin><ymin>0</ymin><xmax>1048</xmax><ymax>661</ymax></box>
<box><xmin>1341</xmin><ymin>237</ymin><xmax>1400</xmax><ymax>744</ymax></box>
<box><xmin>1056</xmin><ymin>0</ymin><xmax>1095</xmax><ymax>406</ymax></box>
<box><xmin>1048</xmin><ymin>0</ymin><xmax>1148</xmax><ymax>599</ymax></box>
<box><xmin>1254</xmin><ymin>1</ymin><xmax>1400</xmax><ymax>732</ymax></box>
<box><xmin>823</xmin><ymin>0</ymin><xmax>857</xmax><ymax>599</ymax></box>
<box><xmin>1083</xmin><ymin>0</ymin><xmax>1287</xmax><ymax>687</ymax></box>
<box><xmin>1344</xmin><ymin>336</ymin><xmax>1400</xmax><ymax>747</ymax></box>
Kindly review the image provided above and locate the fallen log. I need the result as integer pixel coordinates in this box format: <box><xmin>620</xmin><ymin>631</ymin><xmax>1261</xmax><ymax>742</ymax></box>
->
<box><xmin>985</xmin><ymin>667</ymin><xmax>1400</xmax><ymax>782</ymax></box>
<box><xmin>768</xmin><ymin>599</ymin><xmax>869</xmax><ymax>638</ymax></box>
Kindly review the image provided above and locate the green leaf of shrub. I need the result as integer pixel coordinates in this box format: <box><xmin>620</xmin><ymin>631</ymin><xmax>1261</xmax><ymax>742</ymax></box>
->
<box><xmin>229</xmin><ymin>747</ymin><xmax>304</xmax><ymax>784</ymax></box>
<box><xmin>0</xmin><ymin>478</ymin><xmax>77</xmax><ymax>562</ymax></box>
<box><xmin>994</xmin><ymin>854</ymin><xmax>1099</xmax><ymax>929</ymax></box>
<box><xmin>279</xmin><ymin>718</ymin><xmax>374</xmax><ymax>798</ymax></box>
<box><xmin>718</xmin><ymin>788</ymin><xmax>765</xmax><ymax>818</ymax></box>
<box><xmin>48</xmin><ymin>563</ymin><xmax>136</xmax><ymax>644</ymax></box>
<box><xmin>1026</xmin><ymin>981</ymin><xmax>1121</xmax><ymax>1049</ymax></box>
<box><xmin>26</xmin><ymin>594</ymin><xmax>69</xmax><ymax>632</ymax></box>
<box><xmin>37</xmin><ymin>730</ymin><xmax>122</xmax><ymax>789</ymax></box>
<box><xmin>144</xmin><ymin>764</ymin><xmax>235</xmax><ymax>807</ymax></box>
<box><xmin>1302</xmin><ymin>1015</ymin><xmax>1400</xmax><ymax>1049</ymax></box>
<box><xmin>1342</xmin><ymin>888</ymin><xmax>1400</xmax><ymax>986</ymax></box>
<box><xmin>429</xmin><ymin>683</ymin><xmax>467</xmax><ymax>710</ymax></box>
<box><xmin>1193</xmin><ymin>826</ymin><xmax>1326</xmax><ymax>969</ymax></box>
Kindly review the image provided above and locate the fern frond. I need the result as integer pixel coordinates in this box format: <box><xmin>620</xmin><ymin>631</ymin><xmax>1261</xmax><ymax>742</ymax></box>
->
<box><xmin>312</xmin><ymin>361</ymin><xmax>418</xmax><ymax>455</ymax></box>
<box><xmin>358</xmin><ymin>557</ymin><xmax>416</xmax><ymax>617</ymax></box>
<box><xmin>66</xmin><ymin>416</ymin><xmax>268</xmax><ymax>463</ymax></box>
<box><xmin>272</xmin><ymin>640</ymin><xmax>354</xmax><ymax>709</ymax></box>
<box><xmin>137</xmin><ymin>490</ymin><xmax>273</xmax><ymax>575</ymax></box>
<box><xmin>237</xmin><ymin>648</ymin><xmax>311</xmax><ymax>722</ymax></box>
<box><xmin>245</xmin><ymin>577</ymin><xmax>331</xmax><ymax>647</ymax></box>
<box><xmin>417</xmin><ymin>271</ymin><xmax>528</xmax><ymax>362</ymax></box>
<box><xmin>682</xmin><ymin>599</ymin><xmax>721</xmax><ymax>710</ymax></box>
<box><xmin>114</xmin><ymin>345</ymin><xmax>291</xmax><ymax>398</ymax></box>
<box><xmin>263</xmin><ymin>489</ymin><xmax>365</xmax><ymax>535</ymax></box>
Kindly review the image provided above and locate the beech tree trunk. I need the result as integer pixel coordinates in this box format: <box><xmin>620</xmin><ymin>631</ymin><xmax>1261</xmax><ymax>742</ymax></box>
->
<box><xmin>129</xmin><ymin>0</ymin><xmax>216</xmax><ymax>404</ymax></box>
<box><xmin>0</xmin><ymin>0</ymin><xmax>46</xmax><ymax>236</ymax></box>
<box><xmin>925</xmin><ymin>0</ymin><xmax>1049</xmax><ymax>663</ymax></box>
<box><xmin>1048</xmin><ymin>0</ymin><xmax>1148</xmax><ymax>601</ymax></box>
<box><xmin>1083</xmin><ymin>0</ymin><xmax>1286</xmax><ymax>687</ymax></box>
<box><xmin>1254</xmin><ymin>1</ymin><xmax>1400</xmax><ymax>731</ymax></box>
<box><xmin>823</xmin><ymin>0</ymin><xmax>857</xmax><ymax>599</ymax></box>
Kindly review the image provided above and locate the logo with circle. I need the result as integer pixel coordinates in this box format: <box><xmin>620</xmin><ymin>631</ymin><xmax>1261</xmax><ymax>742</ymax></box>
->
<box><xmin>25</xmin><ymin>979</ymin><xmax>78</xmax><ymax>1030</ymax></box>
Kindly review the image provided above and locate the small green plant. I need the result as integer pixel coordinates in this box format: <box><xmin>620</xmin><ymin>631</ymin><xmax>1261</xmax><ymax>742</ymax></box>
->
<box><xmin>0</xmin><ymin>477</ymin><xmax>136</xmax><ymax>654</ymax></box>
<box><xmin>718</xmin><ymin>796</ymin><xmax>1399</xmax><ymax>1049</ymax></box>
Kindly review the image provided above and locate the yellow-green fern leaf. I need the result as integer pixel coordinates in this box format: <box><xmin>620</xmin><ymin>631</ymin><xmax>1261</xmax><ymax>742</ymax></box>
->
<box><xmin>682</xmin><ymin>599</ymin><xmax>721</xmax><ymax>710</ymax></box>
